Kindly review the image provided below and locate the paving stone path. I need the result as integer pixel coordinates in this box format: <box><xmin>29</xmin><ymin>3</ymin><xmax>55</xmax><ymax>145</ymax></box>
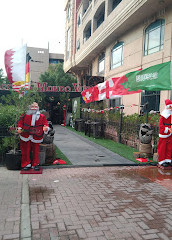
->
<box><xmin>28</xmin><ymin>166</ymin><xmax>172</xmax><ymax>240</ymax></box>
<box><xmin>1</xmin><ymin>156</ymin><xmax>172</xmax><ymax>239</ymax></box>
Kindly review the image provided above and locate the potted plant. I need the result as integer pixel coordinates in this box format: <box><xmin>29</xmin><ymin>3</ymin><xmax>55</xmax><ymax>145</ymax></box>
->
<box><xmin>3</xmin><ymin>133</ymin><xmax>21</xmax><ymax>170</ymax></box>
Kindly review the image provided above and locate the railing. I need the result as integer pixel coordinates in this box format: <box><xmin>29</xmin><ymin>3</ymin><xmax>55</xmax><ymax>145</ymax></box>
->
<box><xmin>75</xmin><ymin>118</ymin><xmax>159</xmax><ymax>152</ymax></box>
<box><xmin>104</xmin><ymin>121</ymin><xmax>159</xmax><ymax>152</ymax></box>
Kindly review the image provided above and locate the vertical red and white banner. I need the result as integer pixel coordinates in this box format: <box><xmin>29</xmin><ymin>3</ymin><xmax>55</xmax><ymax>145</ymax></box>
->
<box><xmin>4</xmin><ymin>45</ymin><xmax>27</xmax><ymax>91</ymax></box>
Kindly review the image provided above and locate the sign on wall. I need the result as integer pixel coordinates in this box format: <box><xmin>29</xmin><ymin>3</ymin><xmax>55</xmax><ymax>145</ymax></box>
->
<box><xmin>72</xmin><ymin>97</ymin><xmax>80</xmax><ymax>119</ymax></box>
<box><xmin>0</xmin><ymin>82</ymin><xmax>89</xmax><ymax>92</ymax></box>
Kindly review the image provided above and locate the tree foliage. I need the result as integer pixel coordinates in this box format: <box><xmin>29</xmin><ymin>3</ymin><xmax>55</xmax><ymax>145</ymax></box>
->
<box><xmin>1</xmin><ymin>89</ymin><xmax>42</xmax><ymax>114</ymax></box>
<box><xmin>0</xmin><ymin>68</ymin><xmax>9</xmax><ymax>85</ymax></box>
<box><xmin>39</xmin><ymin>63</ymin><xmax>77</xmax><ymax>110</ymax></box>
<box><xmin>39</xmin><ymin>63</ymin><xmax>77</xmax><ymax>88</ymax></box>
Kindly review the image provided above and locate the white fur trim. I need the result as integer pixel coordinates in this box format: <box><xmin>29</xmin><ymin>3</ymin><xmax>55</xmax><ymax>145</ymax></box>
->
<box><xmin>166</xmin><ymin>104</ymin><xmax>172</xmax><ymax>108</ymax></box>
<box><xmin>161</xmin><ymin>109</ymin><xmax>172</xmax><ymax>119</ymax></box>
<box><xmin>159</xmin><ymin>159</ymin><xmax>171</xmax><ymax>165</ymax></box>
<box><xmin>20</xmin><ymin>135</ymin><xmax>43</xmax><ymax>143</ymax></box>
<box><xmin>159</xmin><ymin>133</ymin><xmax>171</xmax><ymax>138</ymax></box>
<box><xmin>25</xmin><ymin>164</ymin><xmax>31</xmax><ymax>168</ymax></box>
<box><xmin>20</xmin><ymin>135</ymin><xmax>30</xmax><ymax>142</ymax></box>
<box><xmin>31</xmin><ymin>138</ymin><xmax>43</xmax><ymax>143</ymax></box>
<box><xmin>164</xmin><ymin>127</ymin><xmax>169</xmax><ymax>133</ymax></box>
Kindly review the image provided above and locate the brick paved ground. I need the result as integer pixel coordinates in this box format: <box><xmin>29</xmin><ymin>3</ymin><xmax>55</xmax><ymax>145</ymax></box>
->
<box><xmin>28</xmin><ymin>166</ymin><xmax>172</xmax><ymax>240</ymax></box>
<box><xmin>0</xmin><ymin>167</ymin><xmax>22</xmax><ymax>240</ymax></box>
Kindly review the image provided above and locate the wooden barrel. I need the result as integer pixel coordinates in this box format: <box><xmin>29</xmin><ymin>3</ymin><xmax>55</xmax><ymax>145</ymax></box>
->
<box><xmin>45</xmin><ymin>143</ymin><xmax>56</xmax><ymax>164</ymax></box>
<box><xmin>139</xmin><ymin>143</ymin><xmax>152</xmax><ymax>154</ymax></box>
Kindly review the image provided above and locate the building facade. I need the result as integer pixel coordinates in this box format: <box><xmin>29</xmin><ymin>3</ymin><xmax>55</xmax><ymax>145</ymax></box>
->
<box><xmin>63</xmin><ymin>0</ymin><xmax>172</xmax><ymax>115</ymax></box>
<box><xmin>27</xmin><ymin>47</ymin><xmax>64</xmax><ymax>87</ymax></box>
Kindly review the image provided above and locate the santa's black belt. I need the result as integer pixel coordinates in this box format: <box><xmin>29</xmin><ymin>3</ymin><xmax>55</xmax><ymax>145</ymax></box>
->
<box><xmin>163</xmin><ymin>123</ymin><xmax>172</xmax><ymax>125</ymax></box>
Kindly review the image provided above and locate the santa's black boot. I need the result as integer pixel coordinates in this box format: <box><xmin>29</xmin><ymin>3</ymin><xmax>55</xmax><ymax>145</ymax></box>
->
<box><xmin>161</xmin><ymin>162</ymin><xmax>170</xmax><ymax>168</ymax></box>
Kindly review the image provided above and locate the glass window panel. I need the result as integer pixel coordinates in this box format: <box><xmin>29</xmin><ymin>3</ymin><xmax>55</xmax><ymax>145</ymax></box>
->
<box><xmin>112</xmin><ymin>0</ymin><xmax>122</xmax><ymax>10</ymax></box>
<box><xmin>111</xmin><ymin>43</ymin><xmax>123</xmax><ymax>69</ymax></box>
<box><xmin>148</xmin><ymin>28</ymin><xmax>160</xmax><ymax>49</ymax></box>
<box><xmin>161</xmin><ymin>25</ymin><xmax>165</xmax><ymax>45</ymax></box>
<box><xmin>144</xmin><ymin>19</ymin><xmax>165</xmax><ymax>56</ymax></box>
<box><xmin>148</xmin><ymin>46</ymin><xmax>160</xmax><ymax>55</ymax></box>
<box><xmin>99</xmin><ymin>59</ymin><xmax>105</xmax><ymax>72</ymax></box>
<box><xmin>97</xmin><ymin>14</ymin><xmax>104</xmax><ymax>28</ymax></box>
<box><xmin>98</xmin><ymin>53</ymin><xmax>105</xmax><ymax>72</ymax></box>
<box><xmin>66</xmin><ymin>28</ymin><xmax>71</xmax><ymax>60</ymax></box>
<box><xmin>109</xmin><ymin>98</ymin><xmax>121</xmax><ymax>108</ymax></box>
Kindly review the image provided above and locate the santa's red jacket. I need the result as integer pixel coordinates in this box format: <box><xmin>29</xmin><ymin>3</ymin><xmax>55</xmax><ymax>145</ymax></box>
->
<box><xmin>159</xmin><ymin>109</ymin><xmax>172</xmax><ymax>138</ymax></box>
<box><xmin>18</xmin><ymin>112</ymin><xmax>49</xmax><ymax>143</ymax></box>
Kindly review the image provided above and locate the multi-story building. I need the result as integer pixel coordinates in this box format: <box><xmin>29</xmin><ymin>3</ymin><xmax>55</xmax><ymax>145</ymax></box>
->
<box><xmin>27</xmin><ymin>47</ymin><xmax>64</xmax><ymax>87</ymax></box>
<box><xmin>63</xmin><ymin>0</ymin><xmax>172</xmax><ymax>115</ymax></box>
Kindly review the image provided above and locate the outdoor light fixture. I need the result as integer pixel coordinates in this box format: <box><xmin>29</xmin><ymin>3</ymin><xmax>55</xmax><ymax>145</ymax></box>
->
<box><xmin>119</xmin><ymin>105</ymin><xmax>124</xmax><ymax>109</ymax></box>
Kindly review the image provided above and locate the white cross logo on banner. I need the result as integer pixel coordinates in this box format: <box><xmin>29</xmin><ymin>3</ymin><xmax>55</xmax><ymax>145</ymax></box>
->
<box><xmin>85</xmin><ymin>91</ymin><xmax>91</xmax><ymax>100</ymax></box>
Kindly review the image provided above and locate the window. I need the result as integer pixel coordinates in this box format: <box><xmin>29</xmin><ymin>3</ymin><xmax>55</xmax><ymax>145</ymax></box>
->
<box><xmin>89</xmin><ymin>64</ymin><xmax>92</xmax><ymax>76</ymax></box>
<box><xmin>98</xmin><ymin>53</ymin><xmax>105</xmax><ymax>73</ymax></box>
<box><xmin>66</xmin><ymin>28</ymin><xmax>71</xmax><ymax>60</ymax></box>
<box><xmin>77</xmin><ymin>13</ymin><xmax>81</xmax><ymax>27</ymax></box>
<box><xmin>67</xmin><ymin>3</ymin><xmax>71</xmax><ymax>21</ymax></box>
<box><xmin>109</xmin><ymin>98</ymin><xmax>121</xmax><ymax>108</ymax></box>
<box><xmin>112</xmin><ymin>0</ymin><xmax>122</xmax><ymax>11</ymax></box>
<box><xmin>83</xmin><ymin>0</ymin><xmax>92</xmax><ymax>15</ymax></box>
<box><xmin>83</xmin><ymin>21</ymin><xmax>91</xmax><ymax>42</ymax></box>
<box><xmin>93</xmin><ymin>2</ymin><xmax>105</xmax><ymax>31</ymax></box>
<box><xmin>144</xmin><ymin>19</ymin><xmax>165</xmax><ymax>56</ymax></box>
<box><xmin>111</xmin><ymin>42</ymin><xmax>124</xmax><ymax>69</ymax></box>
<box><xmin>97</xmin><ymin>12</ymin><xmax>104</xmax><ymax>28</ymax></box>
<box><xmin>49</xmin><ymin>59</ymin><xmax>64</xmax><ymax>64</ymax></box>
<box><xmin>76</xmin><ymin>40</ymin><xmax>80</xmax><ymax>51</ymax></box>
<box><xmin>141</xmin><ymin>91</ymin><xmax>160</xmax><ymax>112</ymax></box>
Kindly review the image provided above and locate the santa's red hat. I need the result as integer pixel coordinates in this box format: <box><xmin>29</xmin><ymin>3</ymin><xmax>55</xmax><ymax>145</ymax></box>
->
<box><xmin>165</xmin><ymin>99</ymin><xmax>172</xmax><ymax>108</ymax></box>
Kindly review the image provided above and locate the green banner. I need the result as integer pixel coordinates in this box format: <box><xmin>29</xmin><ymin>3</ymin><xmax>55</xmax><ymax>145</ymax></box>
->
<box><xmin>126</xmin><ymin>61</ymin><xmax>172</xmax><ymax>91</ymax></box>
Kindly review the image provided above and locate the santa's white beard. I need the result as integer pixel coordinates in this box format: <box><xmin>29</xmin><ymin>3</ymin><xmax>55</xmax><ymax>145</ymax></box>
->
<box><xmin>26</xmin><ymin>109</ymin><xmax>38</xmax><ymax>115</ymax></box>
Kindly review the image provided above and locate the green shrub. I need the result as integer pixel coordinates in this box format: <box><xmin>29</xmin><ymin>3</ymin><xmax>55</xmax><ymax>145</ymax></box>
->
<box><xmin>0</xmin><ymin>105</ymin><xmax>23</xmax><ymax>127</ymax></box>
<box><xmin>0</xmin><ymin>90</ymin><xmax>42</xmax><ymax>154</ymax></box>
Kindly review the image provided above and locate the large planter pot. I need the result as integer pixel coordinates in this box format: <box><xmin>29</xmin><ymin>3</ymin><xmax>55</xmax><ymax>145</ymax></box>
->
<box><xmin>5</xmin><ymin>150</ymin><xmax>21</xmax><ymax>170</ymax></box>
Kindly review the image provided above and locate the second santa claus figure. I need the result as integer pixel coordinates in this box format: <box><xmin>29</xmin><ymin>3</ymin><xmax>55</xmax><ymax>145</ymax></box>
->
<box><xmin>158</xmin><ymin>99</ymin><xmax>172</xmax><ymax>167</ymax></box>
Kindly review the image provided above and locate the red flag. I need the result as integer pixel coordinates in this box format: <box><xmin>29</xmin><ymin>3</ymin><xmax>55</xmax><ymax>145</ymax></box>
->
<box><xmin>4</xmin><ymin>45</ymin><xmax>27</xmax><ymax>91</ymax></box>
<box><xmin>81</xmin><ymin>75</ymin><xmax>142</xmax><ymax>103</ymax></box>
<box><xmin>97</xmin><ymin>78</ymin><xmax>121</xmax><ymax>100</ymax></box>
<box><xmin>81</xmin><ymin>86</ymin><xmax>99</xmax><ymax>103</ymax></box>
<box><xmin>4</xmin><ymin>50</ymin><xmax>15</xmax><ymax>83</ymax></box>
<box><xmin>110</xmin><ymin>75</ymin><xmax>142</xmax><ymax>97</ymax></box>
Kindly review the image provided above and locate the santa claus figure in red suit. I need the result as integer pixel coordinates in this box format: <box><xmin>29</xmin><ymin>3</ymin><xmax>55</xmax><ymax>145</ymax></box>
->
<box><xmin>17</xmin><ymin>102</ymin><xmax>49</xmax><ymax>171</ymax></box>
<box><xmin>158</xmin><ymin>99</ymin><xmax>172</xmax><ymax>167</ymax></box>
